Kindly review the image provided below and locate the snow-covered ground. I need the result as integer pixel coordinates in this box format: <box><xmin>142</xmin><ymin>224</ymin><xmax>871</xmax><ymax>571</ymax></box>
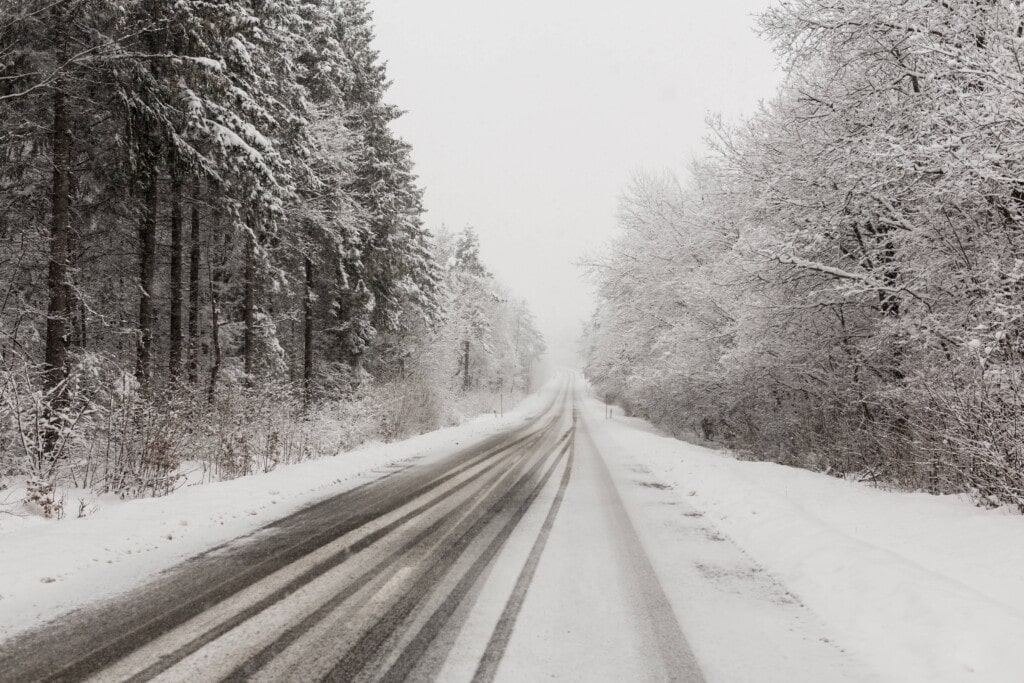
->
<box><xmin>4</xmin><ymin>375</ymin><xmax>1023</xmax><ymax>683</ymax></box>
<box><xmin>0</xmin><ymin>386</ymin><xmax>552</xmax><ymax>641</ymax></box>
<box><xmin>584</xmin><ymin>394</ymin><xmax>1024</xmax><ymax>683</ymax></box>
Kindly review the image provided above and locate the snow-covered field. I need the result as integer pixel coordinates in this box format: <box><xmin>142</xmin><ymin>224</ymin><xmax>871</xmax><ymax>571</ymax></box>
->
<box><xmin>585</xmin><ymin>396</ymin><xmax>1024</xmax><ymax>683</ymax></box>
<box><xmin>0</xmin><ymin>388</ymin><xmax>551</xmax><ymax>641</ymax></box>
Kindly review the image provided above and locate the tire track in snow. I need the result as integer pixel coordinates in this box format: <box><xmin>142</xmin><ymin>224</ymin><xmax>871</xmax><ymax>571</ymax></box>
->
<box><xmin>221</xmin><ymin>428</ymin><xmax>571</xmax><ymax>681</ymax></box>
<box><xmin>320</xmin><ymin>429</ymin><xmax>574</xmax><ymax>682</ymax></box>
<box><xmin>576</xmin><ymin>415</ymin><xmax>705</xmax><ymax>683</ymax></box>
<box><xmin>0</xmin><ymin>382</ymin><xmax>573</xmax><ymax>682</ymax></box>
<box><xmin>110</xmin><ymin>422</ymin><xmax>553</xmax><ymax>682</ymax></box>
<box><xmin>379</xmin><ymin>432</ymin><xmax>576</xmax><ymax>683</ymax></box>
<box><xmin>471</xmin><ymin>422</ymin><xmax>576</xmax><ymax>683</ymax></box>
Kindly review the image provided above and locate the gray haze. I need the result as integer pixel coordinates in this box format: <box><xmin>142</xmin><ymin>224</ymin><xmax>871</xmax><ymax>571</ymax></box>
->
<box><xmin>372</xmin><ymin>1</ymin><xmax>783</xmax><ymax>366</ymax></box>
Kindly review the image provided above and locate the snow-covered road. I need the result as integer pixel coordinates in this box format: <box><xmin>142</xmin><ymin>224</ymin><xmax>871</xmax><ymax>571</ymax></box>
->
<box><xmin>1</xmin><ymin>374</ymin><xmax>698</xmax><ymax>681</ymax></box>
<box><xmin>0</xmin><ymin>377</ymin><xmax>569</xmax><ymax>681</ymax></box>
<box><xmin>0</xmin><ymin>374</ymin><xmax>908</xmax><ymax>681</ymax></box>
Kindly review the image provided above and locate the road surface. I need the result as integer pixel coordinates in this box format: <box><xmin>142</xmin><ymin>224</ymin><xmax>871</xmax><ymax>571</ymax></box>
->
<box><xmin>0</xmin><ymin>374</ymin><xmax>871</xmax><ymax>682</ymax></box>
<box><xmin>0</xmin><ymin>375</ymin><xmax>704</xmax><ymax>681</ymax></box>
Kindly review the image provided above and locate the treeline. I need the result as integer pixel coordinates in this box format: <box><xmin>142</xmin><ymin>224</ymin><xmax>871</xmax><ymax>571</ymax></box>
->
<box><xmin>0</xmin><ymin>1</ymin><xmax>542</xmax><ymax>510</ymax></box>
<box><xmin>583</xmin><ymin>0</ymin><xmax>1024</xmax><ymax>509</ymax></box>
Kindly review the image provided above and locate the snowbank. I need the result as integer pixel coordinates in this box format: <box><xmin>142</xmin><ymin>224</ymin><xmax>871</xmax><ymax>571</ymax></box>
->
<box><xmin>0</xmin><ymin>384</ymin><xmax>554</xmax><ymax>640</ymax></box>
<box><xmin>585</xmin><ymin>398</ymin><xmax>1024</xmax><ymax>683</ymax></box>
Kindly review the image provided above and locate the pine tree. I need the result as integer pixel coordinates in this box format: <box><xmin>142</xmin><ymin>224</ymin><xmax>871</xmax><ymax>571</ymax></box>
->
<box><xmin>332</xmin><ymin>0</ymin><xmax>440</xmax><ymax>370</ymax></box>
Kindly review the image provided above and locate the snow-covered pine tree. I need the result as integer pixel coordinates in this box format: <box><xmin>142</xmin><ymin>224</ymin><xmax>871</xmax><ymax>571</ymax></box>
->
<box><xmin>331</xmin><ymin>0</ymin><xmax>441</xmax><ymax>375</ymax></box>
<box><xmin>0</xmin><ymin>0</ymin><xmax>545</xmax><ymax>503</ymax></box>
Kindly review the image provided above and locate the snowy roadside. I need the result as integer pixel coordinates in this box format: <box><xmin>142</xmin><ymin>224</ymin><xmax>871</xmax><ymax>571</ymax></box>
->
<box><xmin>0</xmin><ymin>385</ymin><xmax>553</xmax><ymax>641</ymax></box>
<box><xmin>584</xmin><ymin>396</ymin><xmax>1024</xmax><ymax>683</ymax></box>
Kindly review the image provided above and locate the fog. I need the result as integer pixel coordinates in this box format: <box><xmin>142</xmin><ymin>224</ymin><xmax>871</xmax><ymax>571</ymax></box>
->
<box><xmin>372</xmin><ymin>0</ymin><xmax>783</xmax><ymax>366</ymax></box>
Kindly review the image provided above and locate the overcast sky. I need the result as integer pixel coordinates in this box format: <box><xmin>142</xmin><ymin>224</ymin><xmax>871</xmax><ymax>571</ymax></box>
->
<box><xmin>371</xmin><ymin>1</ymin><xmax>783</xmax><ymax>366</ymax></box>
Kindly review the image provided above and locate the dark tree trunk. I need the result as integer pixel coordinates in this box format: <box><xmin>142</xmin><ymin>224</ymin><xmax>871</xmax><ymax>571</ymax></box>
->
<box><xmin>243</xmin><ymin>227</ymin><xmax>255</xmax><ymax>381</ymax></box>
<box><xmin>67</xmin><ymin>211</ymin><xmax>84</xmax><ymax>350</ymax></box>
<box><xmin>207</xmin><ymin>203</ymin><xmax>223</xmax><ymax>403</ymax></box>
<box><xmin>77</xmin><ymin>299</ymin><xmax>87</xmax><ymax>350</ymax></box>
<box><xmin>169</xmin><ymin>171</ymin><xmax>183</xmax><ymax>379</ymax></box>
<box><xmin>45</xmin><ymin>84</ymin><xmax>71</xmax><ymax>394</ymax></box>
<box><xmin>43</xmin><ymin>73</ymin><xmax>72</xmax><ymax>462</ymax></box>
<box><xmin>136</xmin><ymin>172</ymin><xmax>158</xmax><ymax>390</ymax></box>
<box><xmin>303</xmin><ymin>257</ymin><xmax>314</xmax><ymax>407</ymax></box>
<box><xmin>462</xmin><ymin>339</ymin><xmax>470</xmax><ymax>391</ymax></box>
<box><xmin>208</xmin><ymin>268</ymin><xmax>221</xmax><ymax>404</ymax></box>
<box><xmin>187</xmin><ymin>181</ymin><xmax>201</xmax><ymax>384</ymax></box>
<box><xmin>866</xmin><ymin>222</ymin><xmax>905</xmax><ymax>382</ymax></box>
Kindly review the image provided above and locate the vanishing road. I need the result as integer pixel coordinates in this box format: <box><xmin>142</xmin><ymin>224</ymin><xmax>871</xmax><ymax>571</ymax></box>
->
<box><xmin>0</xmin><ymin>374</ymin><xmax>707</xmax><ymax>682</ymax></box>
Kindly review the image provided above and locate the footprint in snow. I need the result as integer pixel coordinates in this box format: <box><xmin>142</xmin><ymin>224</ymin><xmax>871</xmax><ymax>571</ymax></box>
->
<box><xmin>636</xmin><ymin>480</ymin><xmax>672</xmax><ymax>490</ymax></box>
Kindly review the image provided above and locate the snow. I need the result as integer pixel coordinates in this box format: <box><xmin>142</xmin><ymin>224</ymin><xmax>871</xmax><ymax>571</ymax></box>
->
<box><xmin>184</xmin><ymin>57</ymin><xmax>224</xmax><ymax>72</ymax></box>
<box><xmin>0</xmin><ymin>385</ymin><xmax>553</xmax><ymax>641</ymax></box>
<box><xmin>583</xmin><ymin>394</ymin><xmax>1024</xmax><ymax>683</ymax></box>
<box><xmin>480</xmin><ymin>413</ymin><xmax>705</xmax><ymax>683</ymax></box>
<box><xmin>420</xmin><ymin>377</ymin><xmax>874</xmax><ymax>682</ymax></box>
<box><xmin>3</xmin><ymin>376</ymin><xmax>1022</xmax><ymax>682</ymax></box>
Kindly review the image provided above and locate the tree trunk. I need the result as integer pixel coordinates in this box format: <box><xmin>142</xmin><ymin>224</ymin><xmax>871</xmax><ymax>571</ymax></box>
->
<box><xmin>207</xmin><ymin>203</ymin><xmax>223</xmax><ymax>404</ymax></box>
<box><xmin>462</xmin><ymin>339</ymin><xmax>470</xmax><ymax>391</ymax></box>
<box><xmin>43</xmin><ymin>73</ymin><xmax>72</xmax><ymax>462</ymax></box>
<box><xmin>78</xmin><ymin>299</ymin><xmax>87</xmax><ymax>350</ymax></box>
<box><xmin>187</xmin><ymin>181</ymin><xmax>201</xmax><ymax>384</ymax></box>
<box><xmin>243</xmin><ymin>227</ymin><xmax>255</xmax><ymax>381</ymax></box>
<box><xmin>44</xmin><ymin>84</ymin><xmax>71</xmax><ymax>395</ymax></box>
<box><xmin>136</xmin><ymin>172</ymin><xmax>158</xmax><ymax>390</ymax></box>
<box><xmin>168</xmin><ymin>171</ymin><xmax>183</xmax><ymax>379</ymax></box>
<box><xmin>303</xmin><ymin>256</ymin><xmax>314</xmax><ymax>407</ymax></box>
<box><xmin>67</xmin><ymin>209</ymin><xmax>84</xmax><ymax>350</ymax></box>
<box><xmin>208</xmin><ymin>265</ymin><xmax>221</xmax><ymax>405</ymax></box>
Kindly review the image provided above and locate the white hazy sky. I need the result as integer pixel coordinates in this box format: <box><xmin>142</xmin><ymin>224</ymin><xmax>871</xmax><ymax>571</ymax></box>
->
<box><xmin>371</xmin><ymin>1</ymin><xmax>782</xmax><ymax>366</ymax></box>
